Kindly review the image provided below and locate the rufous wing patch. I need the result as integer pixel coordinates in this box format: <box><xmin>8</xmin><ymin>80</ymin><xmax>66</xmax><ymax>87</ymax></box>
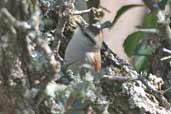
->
<box><xmin>93</xmin><ymin>52</ymin><xmax>101</xmax><ymax>71</ymax></box>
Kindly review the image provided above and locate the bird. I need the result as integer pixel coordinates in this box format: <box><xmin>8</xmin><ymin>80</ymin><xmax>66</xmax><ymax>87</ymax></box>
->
<box><xmin>63</xmin><ymin>21</ymin><xmax>112</xmax><ymax>74</ymax></box>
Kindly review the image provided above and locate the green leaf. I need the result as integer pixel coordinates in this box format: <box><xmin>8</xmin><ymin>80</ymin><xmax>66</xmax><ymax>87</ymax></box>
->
<box><xmin>158</xmin><ymin>0</ymin><xmax>168</xmax><ymax>10</ymax></box>
<box><xmin>123</xmin><ymin>13</ymin><xmax>157</xmax><ymax>72</ymax></box>
<box><xmin>134</xmin><ymin>55</ymin><xmax>149</xmax><ymax>72</ymax></box>
<box><xmin>123</xmin><ymin>13</ymin><xmax>157</xmax><ymax>57</ymax></box>
<box><xmin>143</xmin><ymin>13</ymin><xmax>157</xmax><ymax>28</ymax></box>
<box><xmin>123</xmin><ymin>32</ymin><xmax>144</xmax><ymax>57</ymax></box>
<box><xmin>123</xmin><ymin>32</ymin><xmax>152</xmax><ymax>72</ymax></box>
<box><xmin>111</xmin><ymin>4</ymin><xmax>144</xmax><ymax>27</ymax></box>
<box><xmin>133</xmin><ymin>43</ymin><xmax>151</xmax><ymax>72</ymax></box>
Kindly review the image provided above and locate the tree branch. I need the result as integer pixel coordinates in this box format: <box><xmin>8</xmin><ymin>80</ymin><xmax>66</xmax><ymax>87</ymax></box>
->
<box><xmin>0</xmin><ymin>8</ymin><xmax>31</xmax><ymax>30</ymax></box>
<box><xmin>142</xmin><ymin>0</ymin><xmax>171</xmax><ymax>45</ymax></box>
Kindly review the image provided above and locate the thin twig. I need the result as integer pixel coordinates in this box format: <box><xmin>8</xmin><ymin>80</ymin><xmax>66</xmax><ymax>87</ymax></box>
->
<box><xmin>160</xmin><ymin>56</ymin><xmax>171</xmax><ymax>61</ymax></box>
<box><xmin>103</xmin><ymin>75</ymin><xmax>139</xmax><ymax>81</ymax></box>
<box><xmin>162</xmin><ymin>87</ymin><xmax>171</xmax><ymax>95</ymax></box>
<box><xmin>72</xmin><ymin>9</ymin><xmax>91</xmax><ymax>15</ymax></box>
<box><xmin>163</xmin><ymin>48</ymin><xmax>171</xmax><ymax>54</ymax></box>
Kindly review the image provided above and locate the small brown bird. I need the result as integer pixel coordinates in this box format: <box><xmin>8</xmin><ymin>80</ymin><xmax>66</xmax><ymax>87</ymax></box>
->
<box><xmin>63</xmin><ymin>21</ymin><xmax>111</xmax><ymax>74</ymax></box>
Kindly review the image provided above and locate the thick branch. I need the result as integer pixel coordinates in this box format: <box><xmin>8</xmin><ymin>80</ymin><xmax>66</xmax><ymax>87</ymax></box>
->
<box><xmin>102</xmin><ymin>42</ymin><xmax>171</xmax><ymax>108</ymax></box>
<box><xmin>0</xmin><ymin>8</ymin><xmax>31</xmax><ymax>30</ymax></box>
<box><xmin>34</xmin><ymin>37</ymin><xmax>60</xmax><ymax>106</ymax></box>
<box><xmin>103</xmin><ymin>73</ymin><xmax>171</xmax><ymax>108</ymax></box>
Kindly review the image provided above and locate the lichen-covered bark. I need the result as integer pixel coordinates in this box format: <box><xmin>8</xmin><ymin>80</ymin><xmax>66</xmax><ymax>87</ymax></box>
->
<box><xmin>0</xmin><ymin>0</ymin><xmax>37</xmax><ymax>113</ymax></box>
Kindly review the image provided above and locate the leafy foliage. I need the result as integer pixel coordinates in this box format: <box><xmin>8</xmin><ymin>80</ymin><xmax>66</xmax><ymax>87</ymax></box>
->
<box><xmin>133</xmin><ymin>42</ymin><xmax>151</xmax><ymax>72</ymax></box>
<box><xmin>123</xmin><ymin>13</ymin><xmax>157</xmax><ymax>72</ymax></box>
<box><xmin>123</xmin><ymin>32</ymin><xmax>144</xmax><ymax>57</ymax></box>
<box><xmin>111</xmin><ymin>4</ymin><xmax>144</xmax><ymax>27</ymax></box>
<box><xmin>143</xmin><ymin>13</ymin><xmax>158</xmax><ymax>28</ymax></box>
